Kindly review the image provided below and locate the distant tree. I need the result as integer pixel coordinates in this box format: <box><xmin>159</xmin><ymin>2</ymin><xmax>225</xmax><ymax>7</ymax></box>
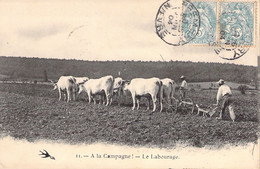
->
<box><xmin>238</xmin><ymin>85</ymin><xmax>249</xmax><ymax>94</ymax></box>
<box><xmin>43</xmin><ymin>70</ymin><xmax>48</xmax><ymax>82</ymax></box>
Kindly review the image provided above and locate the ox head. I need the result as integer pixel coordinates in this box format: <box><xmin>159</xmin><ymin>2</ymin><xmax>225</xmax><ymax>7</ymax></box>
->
<box><xmin>83</xmin><ymin>77</ymin><xmax>89</xmax><ymax>82</ymax></box>
<box><xmin>121</xmin><ymin>80</ymin><xmax>130</xmax><ymax>92</ymax></box>
<box><xmin>50</xmin><ymin>80</ymin><xmax>58</xmax><ymax>90</ymax></box>
<box><xmin>76</xmin><ymin>78</ymin><xmax>89</xmax><ymax>94</ymax></box>
<box><xmin>78</xmin><ymin>84</ymin><xmax>85</xmax><ymax>94</ymax></box>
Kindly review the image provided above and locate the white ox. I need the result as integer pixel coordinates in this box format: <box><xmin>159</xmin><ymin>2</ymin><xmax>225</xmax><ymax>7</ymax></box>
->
<box><xmin>161</xmin><ymin>78</ymin><xmax>176</xmax><ymax>104</ymax></box>
<box><xmin>51</xmin><ymin>76</ymin><xmax>77</xmax><ymax>102</ymax></box>
<box><xmin>78</xmin><ymin>75</ymin><xmax>114</xmax><ymax>106</ymax></box>
<box><xmin>122</xmin><ymin>78</ymin><xmax>163</xmax><ymax>112</ymax></box>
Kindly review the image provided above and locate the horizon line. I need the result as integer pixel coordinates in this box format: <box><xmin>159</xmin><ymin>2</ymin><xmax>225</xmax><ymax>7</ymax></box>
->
<box><xmin>0</xmin><ymin>55</ymin><xmax>256</xmax><ymax>67</ymax></box>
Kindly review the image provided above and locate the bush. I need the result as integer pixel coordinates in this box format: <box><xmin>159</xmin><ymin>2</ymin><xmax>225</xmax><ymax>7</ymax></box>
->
<box><xmin>238</xmin><ymin>85</ymin><xmax>249</xmax><ymax>94</ymax></box>
<box><xmin>190</xmin><ymin>88</ymin><xmax>195</xmax><ymax>92</ymax></box>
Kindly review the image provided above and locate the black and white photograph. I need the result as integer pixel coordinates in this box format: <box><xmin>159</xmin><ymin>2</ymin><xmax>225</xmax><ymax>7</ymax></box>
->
<box><xmin>0</xmin><ymin>0</ymin><xmax>259</xmax><ymax>168</ymax></box>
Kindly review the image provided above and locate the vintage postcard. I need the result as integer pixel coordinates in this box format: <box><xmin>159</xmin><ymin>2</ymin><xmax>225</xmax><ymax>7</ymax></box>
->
<box><xmin>0</xmin><ymin>0</ymin><xmax>259</xmax><ymax>168</ymax></box>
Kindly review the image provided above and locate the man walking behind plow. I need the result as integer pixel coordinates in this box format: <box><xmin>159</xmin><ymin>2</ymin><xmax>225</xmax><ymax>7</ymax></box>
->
<box><xmin>214</xmin><ymin>79</ymin><xmax>236</xmax><ymax>122</ymax></box>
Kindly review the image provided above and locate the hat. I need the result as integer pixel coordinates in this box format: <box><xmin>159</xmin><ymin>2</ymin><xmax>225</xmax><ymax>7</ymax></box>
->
<box><xmin>180</xmin><ymin>75</ymin><xmax>185</xmax><ymax>79</ymax></box>
<box><xmin>217</xmin><ymin>79</ymin><xmax>224</xmax><ymax>85</ymax></box>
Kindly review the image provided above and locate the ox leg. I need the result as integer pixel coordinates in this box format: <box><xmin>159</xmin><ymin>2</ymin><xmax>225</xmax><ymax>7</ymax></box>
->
<box><xmin>151</xmin><ymin>95</ymin><xmax>157</xmax><ymax>112</ymax></box>
<box><xmin>99</xmin><ymin>95</ymin><xmax>102</xmax><ymax>105</ymax></box>
<box><xmin>167</xmin><ymin>95</ymin><xmax>171</xmax><ymax>105</ymax></box>
<box><xmin>88</xmin><ymin>92</ymin><xmax>92</xmax><ymax>104</ymax></box>
<box><xmin>109</xmin><ymin>95</ymin><xmax>113</xmax><ymax>106</ymax></box>
<box><xmin>58</xmin><ymin>89</ymin><xmax>62</xmax><ymax>101</ymax></box>
<box><xmin>136</xmin><ymin>96</ymin><xmax>141</xmax><ymax>110</ymax></box>
<box><xmin>117</xmin><ymin>91</ymin><xmax>121</xmax><ymax>106</ymax></box>
<box><xmin>73</xmin><ymin>91</ymin><xmax>76</xmax><ymax>101</ymax></box>
<box><xmin>109</xmin><ymin>94</ymin><xmax>113</xmax><ymax>106</ymax></box>
<box><xmin>131</xmin><ymin>93</ymin><xmax>136</xmax><ymax>110</ymax></box>
<box><xmin>67</xmin><ymin>88</ymin><xmax>72</xmax><ymax>102</ymax></box>
<box><xmin>147</xmin><ymin>98</ymin><xmax>150</xmax><ymax>110</ymax></box>
<box><xmin>105</xmin><ymin>95</ymin><xmax>110</xmax><ymax>106</ymax></box>
<box><xmin>160</xmin><ymin>97</ymin><xmax>163</xmax><ymax>113</ymax></box>
<box><xmin>63</xmin><ymin>91</ymin><xmax>67</xmax><ymax>101</ymax></box>
<box><xmin>67</xmin><ymin>89</ymin><xmax>71</xmax><ymax>102</ymax></box>
<box><xmin>93</xmin><ymin>95</ymin><xmax>97</xmax><ymax>105</ymax></box>
<box><xmin>100</xmin><ymin>95</ymin><xmax>105</xmax><ymax>105</ymax></box>
<box><xmin>105</xmin><ymin>91</ymin><xmax>110</xmax><ymax>106</ymax></box>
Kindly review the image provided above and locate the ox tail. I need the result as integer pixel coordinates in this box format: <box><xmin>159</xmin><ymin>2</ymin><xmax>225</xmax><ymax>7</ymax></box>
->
<box><xmin>156</xmin><ymin>80</ymin><xmax>163</xmax><ymax>112</ymax></box>
<box><xmin>68</xmin><ymin>77</ymin><xmax>77</xmax><ymax>91</ymax></box>
<box><xmin>68</xmin><ymin>77</ymin><xmax>76</xmax><ymax>84</ymax></box>
<box><xmin>170</xmin><ymin>80</ymin><xmax>176</xmax><ymax>99</ymax></box>
<box><xmin>108</xmin><ymin>76</ymin><xmax>114</xmax><ymax>97</ymax></box>
<box><xmin>106</xmin><ymin>76</ymin><xmax>114</xmax><ymax>105</ymax></box>
<box><xmin>69</xmin><ymin>77</ymin><xmax>78</xmax><ymax>101</ymax></box>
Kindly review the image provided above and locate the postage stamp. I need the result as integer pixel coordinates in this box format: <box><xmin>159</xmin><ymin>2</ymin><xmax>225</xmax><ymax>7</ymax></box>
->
<box><xmin>189</xmin><ymin>1</ymin><xmax>217</xmax><ymax>45</ymax></box>
<box><xmin>155</xmin><ymin>0</ymin><xmax>200</xmax><ymax>46</ymax></box>
<box><xmin>219</xmin><ymin>1</ymin><xmax>255</xmax><ymax>47</ymax></box>
<box><xmin>215</xmin><ymin>1</ymin><xmax>256</xmax><ymax>60</ymax></box>
<box><xmin>155</xmin><ymin>0</ymin><xmax>257</xmax><ymax>60</ymax></box>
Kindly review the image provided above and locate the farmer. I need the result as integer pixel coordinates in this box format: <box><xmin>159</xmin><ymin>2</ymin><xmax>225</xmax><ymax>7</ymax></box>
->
<box><xmin>215</xmin><ymin>79</ymin><xmax>236</xmax><ymax>122</ymax></box>
<box><xmin>180</xmin><ymin>75</ymin><xmax>188</xmax><ymax>99</ymax></box>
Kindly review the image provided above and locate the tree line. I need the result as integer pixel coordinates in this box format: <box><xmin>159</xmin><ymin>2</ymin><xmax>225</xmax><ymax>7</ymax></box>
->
<box><xmin>0</xmin><ymin>56</ymin><xmax>257</xmax><ymax>85</ymax></box>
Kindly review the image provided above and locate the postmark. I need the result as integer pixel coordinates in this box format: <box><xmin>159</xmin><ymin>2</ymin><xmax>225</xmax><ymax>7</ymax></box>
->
<box><xmin>214</xmin><ymin>45</ymin><xmax>249</xmax><ymax>60</ymax></box>
<box><xmin>155</xmin><ymin>0</ymin><xmax>200</xmax><ymax>46</ymax></box>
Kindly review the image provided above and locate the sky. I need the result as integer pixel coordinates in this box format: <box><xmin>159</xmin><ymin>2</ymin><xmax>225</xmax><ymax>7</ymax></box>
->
<box><xmin>0</xmin><ymin>0</ymin><xmax>259</xmax><ymax>66</ymax></box>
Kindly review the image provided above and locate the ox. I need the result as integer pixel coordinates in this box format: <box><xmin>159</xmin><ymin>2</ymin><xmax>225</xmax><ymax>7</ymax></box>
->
<box><xmin>78</xmin><ymin>75</ymin><xmax>114</xmax><ymax>106</ymax></box>
<box><xmin>51</xmin><ymin>76</ymin><xmax>77</xmax><ymax>102</ymax></box>
<box><xmin>122</xmin><ymin>78</ymin><xmax>163</xmax><ymax>112</ymax></box>
<box><xmin>161</xmin><ymin>78</ymin><xmax>176</xmax><ymax>104</ymax></box>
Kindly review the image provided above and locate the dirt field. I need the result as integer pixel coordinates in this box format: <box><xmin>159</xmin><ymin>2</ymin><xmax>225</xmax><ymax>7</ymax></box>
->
<box><xmin>0</xmin><ymin>83</ymin><xmax>258</xmax><ymax>148</ymax></box>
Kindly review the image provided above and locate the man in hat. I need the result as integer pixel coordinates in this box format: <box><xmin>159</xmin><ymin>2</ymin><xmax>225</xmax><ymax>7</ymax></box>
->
<box><xmin>180</xmin><ymin>75</ymin><xmax>188</xmax><ymax>100</ymax></box>
<box><xmin>215</xmin><ymin>79</ymin><xmax>236</xmax><ymax>122</ymax></box>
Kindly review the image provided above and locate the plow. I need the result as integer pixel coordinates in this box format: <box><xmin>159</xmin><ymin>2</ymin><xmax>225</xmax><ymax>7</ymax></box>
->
<box><xmin>164</xmin><ymin>97</ymin><xmax>219</xmax><ymax>118</ymax></box>
<box><xmin>195</xmin><ymin>104</ymin><xmax>218</xmax><ymax>118</ymax></box>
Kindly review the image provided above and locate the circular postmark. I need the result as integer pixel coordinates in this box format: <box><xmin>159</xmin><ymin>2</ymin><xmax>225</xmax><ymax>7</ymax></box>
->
<box><xmin>155</xmin><ymin>0</ymin><xmax>200</xmax><ymax>46</ymax></box>
<box><xmin>214</xmin><ymin>45</ymin><xmax>249</xmax><ymax>60</ymax></box>
<box><xmin>214</xmin><ymin>23</ymin><xmax>251</xmax><ymax>60</ymax></box>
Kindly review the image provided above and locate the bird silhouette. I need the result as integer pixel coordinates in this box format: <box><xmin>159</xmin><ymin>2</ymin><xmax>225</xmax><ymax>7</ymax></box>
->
<box><xmin>39</xmin><ymin>150</ymin><xmax>55</xmax><ymax>160</ymax></box>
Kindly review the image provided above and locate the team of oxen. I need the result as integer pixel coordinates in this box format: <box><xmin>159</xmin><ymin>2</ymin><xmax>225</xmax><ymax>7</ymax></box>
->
<box><xmin>51</xmin><ymin>75</ymin><xmax>177</xmax><ymax>112</ymax></box>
